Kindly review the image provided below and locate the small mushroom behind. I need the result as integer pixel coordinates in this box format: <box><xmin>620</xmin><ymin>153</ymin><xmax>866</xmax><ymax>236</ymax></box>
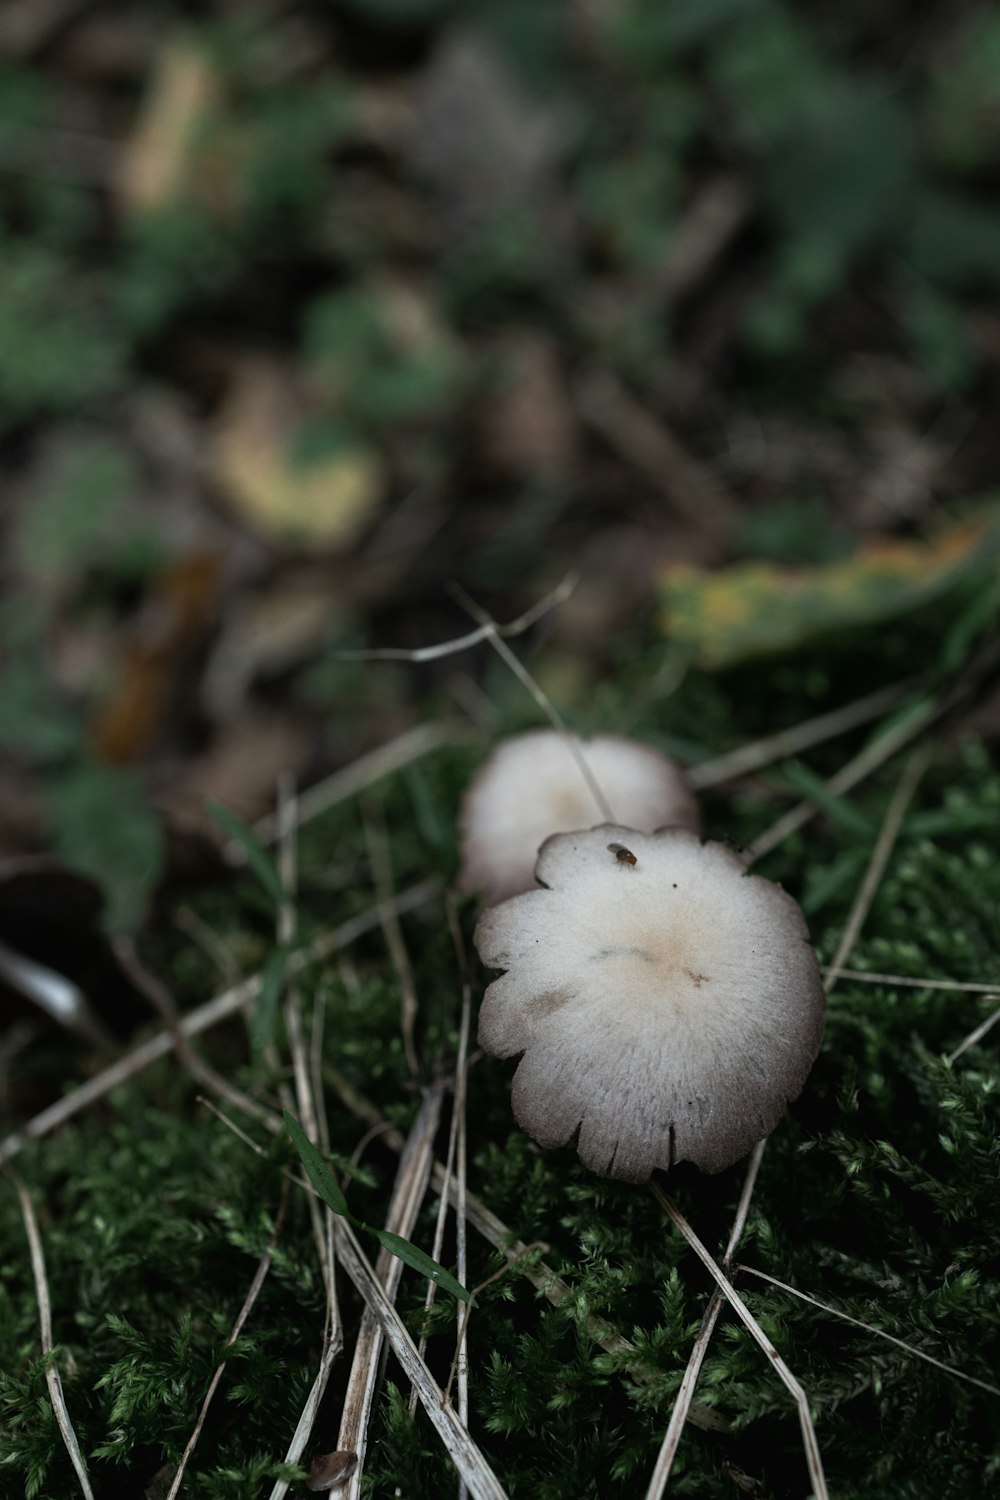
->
<box><xmin>474</xmin><ymin>825</ymin><xmax>825</xmax><ymax>1183</ymax></box>
<box><xmin>459</xmin><ymin>730</ymin><xmax>698</xmax><ymax>906</ymax></box>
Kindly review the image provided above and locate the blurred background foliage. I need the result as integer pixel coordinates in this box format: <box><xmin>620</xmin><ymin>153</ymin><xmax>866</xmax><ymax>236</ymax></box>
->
<box><xmin>3</xmin><ymin>3</ymin><xmax>1000</xmax><ymax>1498</ymax></box>
<box><xmin>2</xmin><ymin>0</ymin><xmax>1000</xmax><ymax>924</ymax></box>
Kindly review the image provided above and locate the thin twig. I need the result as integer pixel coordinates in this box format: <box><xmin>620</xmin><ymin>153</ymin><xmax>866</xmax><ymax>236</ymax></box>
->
<box><xmin>687</xmin><ymin>682</ymin><xmax>909</xmax><ymax>791</ymax></box>
<box><xmin>6</xmin><ymin>1170</ymin><xmax>96</xmax><ymax>1500</ymax></box>
<box><xmin>650</xmin><ymin>746</ymin><xmax>928</xmax><ymax>1494</ymax></box>
<box><xmin>644</xmin><ymin>1142</ymin><xmax>764</xmax><ymax>1499</ymax></box>
<box><xmin>336</xmin><ymin>573</ymin><xmax>578</xmax><ymax>663</ymax></box>
<box><xmin>365</xmin><ymin>801</ymin><xmax>422</xmax><ymax>1080</ymax></box>
<box><xmin>165</xmin><ymin>1178</ymin><xmax>290</xmax><ymax>1500</ymax></box>
<box><xmin>652</xmin><ymin>1185</ymin><xmax>829</xmax><ymax>1500</ymax></box>
<box><xmin>0</xmin><ymin>881</ymin><xmax>439</xmax><ymax>1169</ymax></box>
<box><xmin>446</xmin><ymin>582</ymin><xmax>616</xmax><ymax>822</ymax></box>
<box><xmin>112</xmin><ymin>935</ymin><xmax>280</xmax><ymax>1135</ymax></box>
<box><xmin>746</xmin><ymin>697</ymin><xmax>939</xmax><ymax>863</ymax></box>
<box><xmin>409</xmin><ymin>904</ymin><xmax>468</xmax><ymax>1422</ymax></box>
<box><xmin>946</xmin><ymin>1001</ymin><xmax>1000</xmax><ymax>1064</ymax></box>
<box><xmin>278</xmin><ymin>774</ymin><xmax>342</xmax><ymax>1346</ymax></box>
<box><xmin>319</xmin><ymin>1201</ymin><xmax>510</xmax><ymax>1499</ymax></box>
<box><xmin>268</xmin><ymin>1332</ymin><xmax>342</xmax><ymax>1500</ymax></box>
<box><xmin>734</xmin><ymin>1264</ymin><xmax>1000</xmax><ymax>1398</ymax></box>
<box><xmin>823</xmin><ymin>748</ymin><xmax>931</xmax><ymax>990</ymax></box>
<box><xmin>324</xmin><ymin>1067</ymin><xmax>726</xmax><ymax>1433</ymax></box>
<box><xmin>244</xmin><ymin>722</ymin><xmax>463</xmax><ymax>853</ymax></box>
<box><xmin>337</xmin><ymin>1091</ymin><xmax>444</xmax><ymax>1500</ymax></box>
<box><xmin>447</xmin><ymin>900</ymin><xmax>474</xmax><ymax>1500</ymax></box>
<box><xmin>821</xmin><ymin>969</ymin><xmax>1000</xmax><ymax>993</ymax></box>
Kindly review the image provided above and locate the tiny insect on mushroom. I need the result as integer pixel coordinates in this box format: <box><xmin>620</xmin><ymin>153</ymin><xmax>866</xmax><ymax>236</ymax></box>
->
<box><xmin>473</xmin><ymin>824</ymin><xmax>825</xmax><ymax>1183</ymax></box>
<box><xmin>607</xmin><ymin>841</ymin><xmax>637</xmax><ymax>866</ymax></box>
<box><xmin>459</xmin><ymin>730</ymin><xmax>698</xmax><ymax>906</ymax></box>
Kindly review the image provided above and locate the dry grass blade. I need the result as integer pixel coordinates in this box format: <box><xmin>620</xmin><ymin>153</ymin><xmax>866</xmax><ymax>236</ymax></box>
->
<box><xmin>734</xmin><ymin>1265</ymin><xmax>1000</xmax><ymax>1398</ymax></box>
<box><xmin>6</xmin><ymin>1169</ymin><xmax>96</xmax><ymax>1500</ymax></box>
<box><xmin>268</xmin><ymin>1332</ymin><xmax>342</xmax><ymax>1500</ymax></box>
<box><xmin>946</xmin><ymin>1000</ymin><xmax>1000</xmax><ymax>1064</ymax></box>
<box><xmin>687</xmin><ymin>682</ymin><xmax>908</xmax><ymax>791</ymax></box>
<box><xmin>823</xmin><ymin>746</ymin><xmax>930</xmax><ymax>990</ymax></box>
<box><xmin>652</xmin><ymin>1184</ymin><xmax>829</xmax><ymax>1500</ymax></box>
<box><xmin>165</xmin><ymin>1179</ymin><xmax>290</xmax><ymax>1500</ymax></box>
<box><xmin>277</xmin><ymin>773</ymin><xmax>342</xmax><ymax>1350</ymax></box>
<box><xmin>337</xmin><ymin>1090</ymin><xmax>444</xmax><ymax>1500</ymax></box>
<box><xmin>746</xmin><ymin>697</ymin><xmax>938</xmax><ymax>863</ymax></box>
<box><xmin>324</xmin><ymin>1065</ymin><xmax>726</xmax><ymax>1433</ymax></box>
<box><xmin>446</xmin><ymin>581</ymin><xmax>615</xmax><ymax>821</ymax></box>
<box><xmin>823</xmin><ymin>969</ymin><xmax>1000</xmax><ymax>993</ymax></box>
<box><xmin>365</xmin><ymin>801</ymin><xmax>422</xmax><ymax>1080</ymax></box>
<box><xmin>319</xmin><ymin>1208</ymin><xmax>511</xmax><ymax>1500</ymax></box>
<box><xmin>649</xmin><ymin>741</ymin><xmax>929</xmax><ymax>1492</ymax></box>
<box><xmin>112</xmin><ymin>935</ymin><xmax>279</xmax><ymax>1135</ymax></box>
<box><xmin>644</xmin><ymin>1142</ymin><xmax>764</xmax><ymax>1499</ymax></box>
<box><xmin>0</xmin><ymin>881</ymin><xmax>438</xmax><ymax>1169</ymax></box>
<box><xmin>408</xmin><ymin>900</ymin><xmax>470</xmax><ymax>1428</ymax></box>
<box><xmin>246</xmin><ymin>722</ymin><xmax>462</xmax><ymax>852</ymax></box>
<box><xmin>335</xmin><ymin>572</ymin><xmax>578</xmax><ymax>663</ymax></box>
<box><xmin>447</xmin><ymin>900</ymin><xmax>474</xmax><ymax>1500</ymax></box>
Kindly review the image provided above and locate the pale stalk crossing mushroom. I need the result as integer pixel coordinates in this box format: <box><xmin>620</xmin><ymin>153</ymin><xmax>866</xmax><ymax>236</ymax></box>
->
<box><xmin>474</xmin><ymin>825</ymin><xmax>825</xmax><ymax>1183</ymax></box>
<box><xmin>459</xmin><ymin>730</ymin><xmax>698</xmax><ymax>906</ymax></box>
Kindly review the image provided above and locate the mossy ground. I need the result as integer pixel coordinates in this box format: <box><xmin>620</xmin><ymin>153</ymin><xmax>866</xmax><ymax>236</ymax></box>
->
<box><xmin>3</xmin><ymin>611</ymin><xmax>999</xmax><ymax>1500</ymax></box>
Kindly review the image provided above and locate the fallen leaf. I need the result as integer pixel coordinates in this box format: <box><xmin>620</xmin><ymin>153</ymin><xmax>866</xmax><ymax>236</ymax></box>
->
<box><xmin>92</xmin><ymin>553</ymin><xmax>223</xmax><ymax>763</ymax></box>
<box><xmin>210</xmin><ymin>359</ymin><xmax>384</xmax><ymax>551</ymax></box>
<box><xmin>661</xmin><ymin>513</ymin><xmax>1000</xmax><ymax>668</ymax></box>
<box><xmin>411</xmin><ymin>28</ymin><xmax>576</xmax><ymax>247</ymax></box>
<box><xmin>307</xmin><ymin>1450</ymin><xmax>358</xmax><ymax>1491</ymax></box>
<box><xmin>117</xmin><ymin>35</ymin><xmax>220</xmax><ymax>216</ymax></box>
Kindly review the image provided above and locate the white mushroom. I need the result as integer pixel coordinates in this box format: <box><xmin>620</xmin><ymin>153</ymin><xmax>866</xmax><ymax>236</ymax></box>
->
<box><xmin>474</xmin><ymin>825</ymin><xmax>825</xmax><ymax>1183</ymax></box>
<box><xmin>459</xmin><ymin>731</ymin><xmax>698</xmax><ymax>906</ymax></box>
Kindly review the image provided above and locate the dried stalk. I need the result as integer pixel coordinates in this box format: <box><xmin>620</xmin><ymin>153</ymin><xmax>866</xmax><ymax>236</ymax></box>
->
<box><xmin>0</xmin><ymin>881</ymin><xmax>438</xmax><ymax>1169</ymax></box>
<box><xmin>6</xmin><ymin>1170</ymin><xmax>96</xmax><ymax>1500</ymax></box>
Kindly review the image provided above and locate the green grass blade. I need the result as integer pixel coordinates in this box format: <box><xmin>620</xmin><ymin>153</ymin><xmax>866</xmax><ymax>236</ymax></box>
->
<box><xmin>207</xmin><ymin>799</ymin><xmax>285</xmax><ymax>906</ymax></box>
<box><xmin>372</xmin><ymin>1228</ymin><xmax>470</xmax><ymax>1303</ymax></box>
<box><xmin>284</xmin><ymin>1110</ymin><xmax>351</xmax><ymax>1218</ymax></box>
<box><xmin>283</xmin><ymin>1112</ymin><xmax>469</xmax><ymax>1301</ymax></box>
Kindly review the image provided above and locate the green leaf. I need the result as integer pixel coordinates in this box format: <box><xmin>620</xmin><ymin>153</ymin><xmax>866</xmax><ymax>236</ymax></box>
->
<box><xmin>371</xmin><ymin>1229</ymin><xmax>471</xmax><ymax>1304</ymax></box>
<box><xmin>283</xmin><ymin>1112</ymin><xmax>469</xmax><ymax>1302</ymax></box>
<box><xmin>45</xmin><ymin>762</ymin><xmax>164</xmax><ymax>932</ymax></box>
<box><xmin>284</xmin><ymin>1111</ymin><xmax>351</xmax><ymax>1219</ymax></box>
<box><xmin>207</xmin><ymin>800</ymin><xmax>285</xmax><ymax>907</ymax></box>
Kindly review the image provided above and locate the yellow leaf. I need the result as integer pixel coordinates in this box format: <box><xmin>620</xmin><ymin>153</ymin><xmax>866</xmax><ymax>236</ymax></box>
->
<box><xmin>210</xmin><ymin>360</ymin><xmax>384</xmax><ymax>551</ymax></box>
<box><xmin>117</xmin><ymin>37</ymin><xmax>220</xmax><ymax>216</ymax></box>
<box><xmin>661</xmin><ymin>514</ymin><xmax>1000</xmax><ymax>668</ymax></box>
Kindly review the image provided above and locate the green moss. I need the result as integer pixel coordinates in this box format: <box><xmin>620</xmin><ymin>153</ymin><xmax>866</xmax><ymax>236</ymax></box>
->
<box><xmin>3</xmin><ymin>629</ymin><xmax>1000</xmax><ymax>1498</ymax></box>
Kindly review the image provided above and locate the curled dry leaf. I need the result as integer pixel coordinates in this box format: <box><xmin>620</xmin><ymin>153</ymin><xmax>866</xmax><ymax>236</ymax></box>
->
<box><xmin>459</xmin><ymin>730</ymin><xmax>698</xmax><ymax>906</ymax></box>
<box><xmin>307</xmin><ymin>1449</ymin><xmax>358</xmax><ymax>1491</ymax></box>
<box><xmin>210</xmin><ymin>359</ymin><xmax>384</xmax><ymax>552</ymax></box>
<box><xmin>475</xmin><ymin>826</ymin><xmax>825</xmax><ymax>1183</ymax></box>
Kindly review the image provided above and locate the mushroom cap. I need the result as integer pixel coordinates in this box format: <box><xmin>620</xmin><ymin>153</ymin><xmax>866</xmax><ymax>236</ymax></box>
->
<box><xmin>459</xmin><ymin>731</ymin><xmax>699</xmax><ymax>906</ymax></box>
<box><xmin>474</xmin><ymin>825</ymin><xmax>825</xmax><ymax>1183</ymax></box>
